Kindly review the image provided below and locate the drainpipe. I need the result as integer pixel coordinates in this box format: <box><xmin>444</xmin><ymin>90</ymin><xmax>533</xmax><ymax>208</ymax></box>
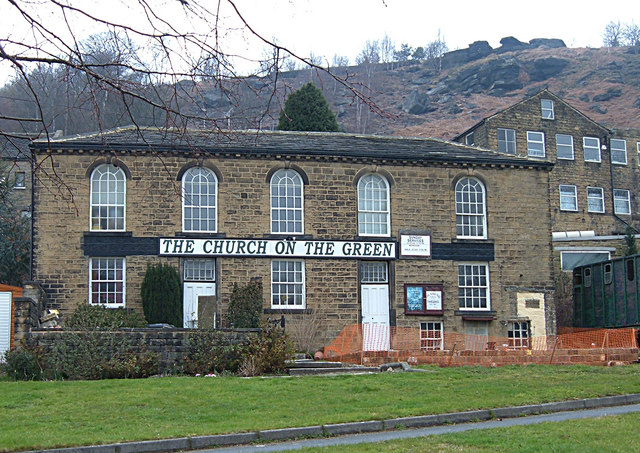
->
<box><xmin>29</xmin><ymin>142</ymin><xmax>35</xmax><ymax>281</ymax></box>
<box><xmin>607</xmin><ymin>132</ymin><xmax>639</xmax><ymax>234</ymax></box>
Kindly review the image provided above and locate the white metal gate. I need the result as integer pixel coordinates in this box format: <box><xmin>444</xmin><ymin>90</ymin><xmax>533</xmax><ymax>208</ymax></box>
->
<box><xmin>183</xmin><ymin>282</ymin><xmax>215</xmax><ymax>328</ymax></box>
<box><xmin>0</xmin><ymin>292</ymin><xmax>11</xmax><ymax>360</ymax></box>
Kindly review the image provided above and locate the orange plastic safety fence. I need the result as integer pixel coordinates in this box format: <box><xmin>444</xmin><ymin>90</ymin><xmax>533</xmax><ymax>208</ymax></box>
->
<box><xmin>323</xmin><ymin>324</ymin><xmax>638</xmax><ymax>367</ymax></box>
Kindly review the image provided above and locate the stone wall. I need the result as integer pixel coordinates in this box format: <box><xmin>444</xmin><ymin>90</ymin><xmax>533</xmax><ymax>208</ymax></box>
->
<box><xmin>27</xmin><ymin>328</ymin><xmax>259</xmax><ymax>373</ymax></box>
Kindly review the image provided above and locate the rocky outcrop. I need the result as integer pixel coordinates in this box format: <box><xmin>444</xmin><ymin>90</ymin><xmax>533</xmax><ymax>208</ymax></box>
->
<box><xmin>529</xmin><ymin>57</ymin><xmax>570</xmax><ymax>81</ymax></box>
<box><xmin>401</xmin><ymin>90</ymin><xmax>437</xmax><ymax>114</ymax></box>
<box><xmin>448</xmin><ymin>57</ymin><xmax>522</xmax><ymax>95</ymax></box>
<box><xmin>593</xmin><ymin>87</ymin><xmax>623</xmax><ymax>102</ymax></box>
<box><xmin>529</xmin><ymin>38</ymin><xmax>567</xmax><ymax>49</ymax></box>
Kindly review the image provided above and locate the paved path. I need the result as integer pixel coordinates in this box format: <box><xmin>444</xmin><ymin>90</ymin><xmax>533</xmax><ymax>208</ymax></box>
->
<box><xmin>200</xmin><ymin>403</ymin><xmax>640</xmax><ymax>452</ymax></box>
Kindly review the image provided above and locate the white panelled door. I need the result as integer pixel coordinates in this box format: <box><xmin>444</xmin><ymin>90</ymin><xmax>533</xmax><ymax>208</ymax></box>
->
<box><xmin>361</xmin><ymin>284</ymin><xmax>390</xmax><ymax>351</ymax></box>
<box><xmin>183</xmin><ymin>282</ymin><xmax>215</xmax><ymax>328</ymax></box>
<box><xmin>0</xmin><ymin>292</ymin><xmax>11</xmax><ymax>359</ymax></box>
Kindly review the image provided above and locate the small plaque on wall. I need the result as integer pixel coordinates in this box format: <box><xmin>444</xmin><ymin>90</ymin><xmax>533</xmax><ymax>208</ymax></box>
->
<box><xmin>400</xmin><ymin>234</ymin><xmax>431</xmax><ymax>257</ymax></box>
<box><xmin>404</xmin><ymin>284</ymin><xmax>443</xmax><ymax>315</ymax></box>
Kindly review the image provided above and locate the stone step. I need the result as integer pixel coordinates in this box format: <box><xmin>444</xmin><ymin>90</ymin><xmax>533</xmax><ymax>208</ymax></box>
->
<box><xmin>287</xmin><ymin>360</ymin><xmax>344</xmax><ymax>369</ymax></box>
<box><xmin>288</xmin><ymin>366</ymin><xmax>379</xmax><ymax>376</ymax></box>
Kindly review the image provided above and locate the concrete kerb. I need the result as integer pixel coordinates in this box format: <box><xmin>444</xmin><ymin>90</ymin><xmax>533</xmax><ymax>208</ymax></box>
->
<box><xmin>22</xmin><ymin>393</ymin><xmax>640</xmax><ymax>453</ymax></box>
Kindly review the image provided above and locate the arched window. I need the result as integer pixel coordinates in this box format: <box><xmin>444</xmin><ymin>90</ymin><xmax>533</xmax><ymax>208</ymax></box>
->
<box><xmin>357</xmin><ymin>174</ymin><xmax>390</xmax><ymax>236</ymax></box>
<box><xmin>90</xmin><ymin>164</ymin><xmax>126</xmax><ymax>231</ymax></box>
<box><xmin>270</xmin><ymin>169</ymin><xmax>303</xmax><ymax>234</ymax></box>
<box><xmin>182</xmin><ymin>167</ymin><xmax>218</xmax><ymax>232</ymax></box>
<box><xmin>455</xmin><ymin>177</ymin><xmax>487</xmax><ymax>239</ymax></box>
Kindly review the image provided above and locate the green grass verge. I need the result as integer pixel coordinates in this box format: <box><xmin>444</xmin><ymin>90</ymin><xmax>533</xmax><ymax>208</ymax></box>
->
<box><xmin>1</xmin><ymin>364</ymin><xmax>640</xmax><ymax>451</ymax></box>
<box><xmin>298</xmin><ymin>412</ymin><xmax>640</xmax><ymax>452</ymax></box>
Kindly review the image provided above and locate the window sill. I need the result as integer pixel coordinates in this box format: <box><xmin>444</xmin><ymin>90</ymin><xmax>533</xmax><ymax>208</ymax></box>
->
<box><xmin>405</xmin><ymin>310</ymin><xmax>444</xmax><ymax>316</ymax></box>
<box><xmin>451</xmin><ymin>238</ymin><xmax>494</xmax><ymax>244</ymax></box>
<box><xmin>85</xmin><ymin>231</ymin><xmax>132</xmax><ymax>237</ymax></box>
<box><xmin>176</xmin><ymin>232</ymin><xmax>227</xmax><ymax>238</ymax></box>
<box><xmin>264</xmin><ymin>308</ymin><xmax>311</xmax><ymax>314</ymax></box>
<box><xmin>454</xmin><ymin>310</ymin><xmax>496</xmax><ymax>321</ymax></box>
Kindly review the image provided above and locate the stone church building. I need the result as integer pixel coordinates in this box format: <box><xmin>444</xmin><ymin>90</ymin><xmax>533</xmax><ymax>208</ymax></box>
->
<box><xmin>30</xmin><ymin>127</ymin><xmax>556</xmax><ymax>346</ymax></box>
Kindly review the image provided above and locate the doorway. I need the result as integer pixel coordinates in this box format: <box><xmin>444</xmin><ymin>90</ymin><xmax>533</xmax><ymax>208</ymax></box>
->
<box><xmin>182</xmin><ymin>259</ymin><xmax>216</xmax><ymax>328</ymax></box>
<box><xmin>360</xmin><ymin>261</ymin><xmax>390</xmax><ymax>351</ymax></box>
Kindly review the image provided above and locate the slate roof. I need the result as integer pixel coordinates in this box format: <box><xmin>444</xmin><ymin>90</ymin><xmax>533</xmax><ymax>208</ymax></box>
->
<box><xmin>0</xmin><ymin>135</ymin><xmax>32</xmax><ymax>161</ymax></box>
<box><xmin>31</xmin><ymin>126</ymin><xmax>553</xmax><ymax>169</ymax></box>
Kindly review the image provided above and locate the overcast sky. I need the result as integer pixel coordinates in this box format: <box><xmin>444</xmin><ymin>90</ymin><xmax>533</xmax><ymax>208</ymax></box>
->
<box><xmin>1</xmin><ymin>0</ymin><xmax>638</xmax><ymax>84</ymax></box>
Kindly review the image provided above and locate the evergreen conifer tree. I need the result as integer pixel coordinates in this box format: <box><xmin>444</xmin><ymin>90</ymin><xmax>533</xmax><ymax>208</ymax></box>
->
<box><xmin>141</xmin><ymin>263</ymin><xmax>183</xmax><ymax>326</ymax></box>
<box><xmin>277</xmin><ymin>82</ymin><xmax>340</xmax><ymax>132</ymax></box>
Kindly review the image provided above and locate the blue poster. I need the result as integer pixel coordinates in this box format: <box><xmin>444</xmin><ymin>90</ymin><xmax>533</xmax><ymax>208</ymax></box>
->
<box><xmin>406</xmin><ymin>286</ymin><xmax>424</xmax><ymax>312</ymax></box>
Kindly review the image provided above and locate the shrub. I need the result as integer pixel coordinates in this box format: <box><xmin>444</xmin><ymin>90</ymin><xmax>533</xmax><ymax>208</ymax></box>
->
<box><xmin>183</xmin><ymin>330</ymin><xmax>245</xmax><ymax>375</ymax></box>
<box><xmin>141</xmin><ymin>263</ymin><xmax>183</xmax><ymax>327</ymax></box>
<box><xmin>47</xmin><ymin>331</ymin><xmax>158</xmax><ymax>380</ymax></box>
<box><xmin>244</xmin><ymin>323</ymin><xmax>294</xmax><ymax>375</ymax></box>
<box><xmin>227</xmin><ymin>281</ymin><xmax>262</xmax><ymax>328</ymax></box>
<box><xmin>1</xmin><ymin>343</ymin><xmax>47</xmax><ymax>380</ymax></box>
<box><xmin>65</xmin><ymin>304</ymin><xmax>147</xmax><ymax>330</ymax></box>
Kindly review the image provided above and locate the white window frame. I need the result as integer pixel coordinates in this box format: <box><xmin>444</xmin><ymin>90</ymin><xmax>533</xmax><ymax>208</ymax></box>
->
<box><xmin>90</xmin><ymin>164</ymin><xmax>126</xmax><ymax>231</ymax></box>
<box><xmin>587</xmin><ymin>187</ymin><xmax>605</xmax><ymax>213</ymax></box>
<box><xmin>497</xmin><ymin>128</ymin><xmax>516</xmax><ymax>154</ymax></box>
<box><xmin>360</xmin><ymin>261</ymin><xmax>389</xmax><ymax>284</ymax></box>
<box><xmin>610</xmin><ymin>139</ymin><xmax>627</xmax><ymax>165</ymax></box>
<box><xmin>508</xmin><ymin>321</ymin><xmax>530</xmax><ymax>349</ymax></box>
<box><xmin>526</xmin><ymin>131</ymin><xmax>545</xmax><ymax>157</ymax></box>
<box><xmin>614</xmin><ymin>189</ymin><xmax>631</xmax><ymax>215</ymax></box>
<box><xmin>560</xmin><ymin>250</ymin><xmax>611</xmax><ymax>271</ymax></box>
<box><xmin>455</xmin><ymin>177</ymin><xmax>487</xmax><ymax>239</ymax></box>
<box><xmin>420</xmin><ymin>322</ymin><xmax>444</xmax><ymax>350</ymax></box>
<box><xmin>637</xmin><ymin>142</ymin><xmax>640</xmax><ymax>167</ymax></box>
<box><xmin>458</xmin><ymin>263</ymin><xmax>490</xmax><ymax>311</ymax></box>
<box><xmin>583</xmin><ymin>137</ymin><xmax>601</xmax><ymax>163</ymax></box>
<box><xmin>270</xmin><ymin>169</ymin><xmax>304</xmax><ymax>235</ymax></box>
<box><xmin>465</xmin><ymin>132</ymin><xmax>475</xmax><ymax>146</ymax></box>
<box><xmin>182</xmin><ymin>167</ymin><xmax>218</xmax><ymax>233</ymax></box>
<box><xmin>559</xmin><ymin>185</ymin><xmax>578</xmax><ymax>212</ymax></box>
<box><xmin>183</xmin><ymin>258</ymin><xmax>216</xmax><ymax>282</ymax></box>
<box><xmin>271</xmin><ymin>259</ymin><xmax>305</xmax><ymax>309</ymax></box>
<box><xmin>89</xmin><ymin>257</ymin><xmax>125</xmax><ymax>307</ymax></box>
<box><xmin>541</xmin><ymin>99</ymin><xmax>554</xmax><ymax>119</ymax></box>
<box><xmin>14</xmin><ymin>171</ymin><xmax>26</xmax><ymax>189</ymax></box>
<box><xmin>357</xmin><ymin>173</ymin><xmax>390</xmax><ymax>237</ymax></box>
<box><xmin>555</xmin><ymin>134</ymin><xmax>574</xmax><ymax>160</ymax></box>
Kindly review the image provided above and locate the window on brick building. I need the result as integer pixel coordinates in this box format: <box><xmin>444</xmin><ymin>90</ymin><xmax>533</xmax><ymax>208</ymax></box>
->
<box><xmin>271</xmin><ymin>169</ymin><xmax>304</xmax><ymax>234</ymax></box>
<box><xmin>556</xmin><ymin>134</ymin><xmax>574</xmax><ymax>160</ymax></box>
<box><xmin>610</xmin><ymin>139</ymin><xmax>627</xmax><ymax>165</ymax></box>
<box><xmin>89</xmin><ymin>257</ymin><xmax>125</xmax><ymax>307</ymax></box>
<box><xmin>182</xmin><ymin>167</ymin><xmax>217</xmax><ymax>232</ymax></box>
<box><xmin>420</xmin><ymin>322</ymin><xmax>443</xmax><ymax>350</ymax></box>
<box><xmin>271</xmin><ymin>260</ymin><xmax>305</xmax><ymax>308</ymax></box>
<box><xmin>508</xmin><ymin>321</ymin><xmax>530</xmax><ymax>348</ymax></box>
<box><xmin>455</xmin><ymin>177</ymin><xmax>487</xmax><ymax>239</ymax></box>
<box><xmin>541</xmin><ymin>99</ymin><xmax>554</xmax><ymax>119</ymax></box>
<box><xmin>559</xmin><ymin>185</ymin><xmax>578</xmax><ymax>211</ymax></box>
<box><xmin>637</xmin><ymin>142</ymin><xmax>640</xmax><ymax>166</ymax></box>
<box><xmin>465</xmin><ymin>132</ymin><xmax>475</xmax><ymax>146</ymax></box>
<box><xmin>587</xmin><ymin>187</ymin><xmax>605</xmax><ymax>213</ymax></box>
<box><xmin>561</xmin><ymin>251</ymin><xmax>610</xmax><ymax>271</ymax></box>
<box><xmin>458</xmin><ymin>263</ymin><xmax>490</xmax><ymax>310</ymax></box>
<box><xmin>90</xmin><ymin>164</ymin><xmax>126</xmax><ymax>231</ymax></box>
<box><xmin>14</xmin><ymin>171</ymin><xmax>25</xmax><ymax>189</ymax></box>
<box><xmin>358</xmin><ymin>173</ymin><xmax>390</xmax><ymax>236</ymax></box>
<box><xmin>497</xmin><ymin>128</ymin><xmax>516</xmax><ymax>153</ymax></box>
<box><xmin>527</xmin><ymin>131</ymin><xmax>545</xmax><ymax>157</ymax></box>
<box><xmin>614</xmin><ymin>189</ymin><xmax>631</xmax><ymax>215</ymax></box>
<box><xmin>583</xmin><ymin>137</ymin><xmax>601</xmax><ymax>162</ymax></box>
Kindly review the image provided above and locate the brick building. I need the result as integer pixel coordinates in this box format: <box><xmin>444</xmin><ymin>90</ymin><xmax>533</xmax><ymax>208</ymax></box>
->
<box><xmin>454</xmin><ymin>90</ymin><xmax>640</xmax><ymax>276</ymax></box>
<box><xmin>30</xmin><ymin>127</ymin><xmax>555</xmax><ymax>348</ymax></box>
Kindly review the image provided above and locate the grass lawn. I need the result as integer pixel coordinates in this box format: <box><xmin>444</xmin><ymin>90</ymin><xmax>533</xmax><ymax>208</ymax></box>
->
<box><xmin>1</xmin><ymin>364</ymin><xmax>640</xmax><ymax>451</ymax></box>
<box><xmin>298</xmin><ymin>412</ymin><xmax>640</xmax><ymax>452</ymax></box>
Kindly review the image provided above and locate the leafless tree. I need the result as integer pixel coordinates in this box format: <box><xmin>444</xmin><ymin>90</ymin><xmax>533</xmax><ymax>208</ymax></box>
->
<box><xmin>603</xmin><ymin>21</ymin><xmax>624</xmax><ymax>47</ymax></box>
<box><xmin>623</xmin><ymin>22</ymin><xmax>640</xmax><ymax>48</ymax></box>
<box><xmin>425</xmin><ymin>30</ymin><xmax>448</xmax><ymax>73</ymax></box>
<box><xmin>0</xmin><ymin>0</ymin><xmax>386</xmax><ymax>194</ymax></box>
<box><xmin>379</xmin><ymin>34</ymin><xmax>395</xmax><ymax>70</ymax></box>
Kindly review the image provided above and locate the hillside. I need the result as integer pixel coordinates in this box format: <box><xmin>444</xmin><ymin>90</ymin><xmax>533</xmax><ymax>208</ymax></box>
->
<box><xmin>203</xmin><ymin>38</ymin><xmax>640</xmax><ymax>140</ymax></box>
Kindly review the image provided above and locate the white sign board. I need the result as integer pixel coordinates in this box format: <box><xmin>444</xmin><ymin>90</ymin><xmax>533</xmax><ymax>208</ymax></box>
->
<box><xmin>159</xmin><ymin>238</ymin><xmax>396</xmax><ymax>259</ymax></box>
<box><xmin>400</xmin><ymin>235</ymin><xmax>431</xmax><ymax>257</ymax></box>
